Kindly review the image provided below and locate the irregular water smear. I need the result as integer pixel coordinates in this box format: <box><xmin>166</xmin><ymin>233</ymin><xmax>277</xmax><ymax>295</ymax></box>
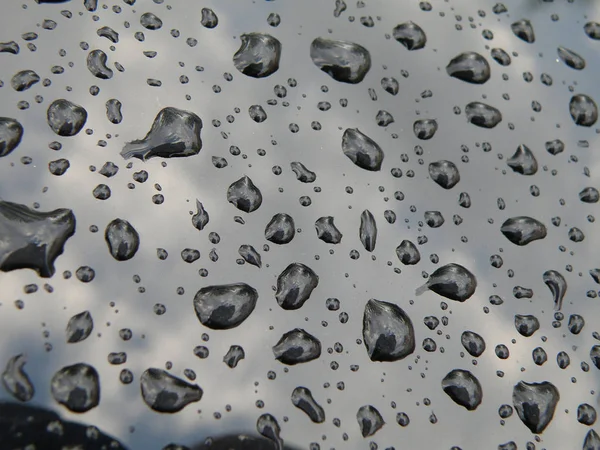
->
<box><xmin>227</xmin><ymin>176</ymin><xmax>262</xmax><ymax>213</ymax></box>
<box><xmin>342</xmin><ymin>128</ymin><xmax>384</xmax><ymax>171</ymax></box>
<box><xmin>514</xmin><ymin>314</ymin><xmax>540</xmax><ymax>337</ymax></box>
<box><xmin>265</xmin><ymin>213</ymin><xmax>295</xmax><ymax>244</ymax></box>
<box><xmin>465</xmin><ymin>102</ymin><xmax>502</xmax><ymax>128</ymax></box>
<box><xmin>513</xmin><ymin>381</ymin><xmax>559</xmax><ymax>434</ymax></box>
<box><xmin>105</xmin><ymin>219</ymin><xmax>140</xmax><ymax>261</ymax></box>
<box><xmin>121</xmin><ymin>107</ymin><xmax>203</xmax><ymax>160</ymax></box>
<box><xmin>2</xmin><ymin>354</ymin><xmax>34</xmax><ymax>402</ymax></box>
<box><xmin>291</xmin><ymin>387</ymin><xmax>325</xmax><ymax>423</ymax></box>
<box><xmin>441</xmin><ymin>369</ymin><xmax>483</xmax><ymax>411</ymax></box>
<box><xmin>193</xmin><ymin>283</ymin><xmax>258</xmax><ymax>330</ymax></box>
<box><xmin>51</xmin><ymin>363</ymin><xmax>100</xmax><ymax>413</ymax></box>
<box><xmin>290</xmin><ymin>161</ymin><xmax>316</xmax><ymax>183</ymax></box>
<box><xmin>233</xmin><ymin>33</ymin><xmax>281</xmax><ymax>78</ymax></box>
<box><xmin>363</xmin><ymin>299</ymin><xmax>415</xmax><ymax>362</ymax></box>
<box><xmin>543</xmin><ymin>270</ymin><xmax>567</xmax><ymax>311</ymax></box>
<box><xmin>273</xmin><ymin>328</ymin><xmax>321</xmax><ymax>365</ymax></box>
<box><xmin>0</xmin><ymin>201</ymin><xmax>76</xmax><ymax>277</ymax></box>
<box><xmin>557</xmin><ymin>46</ymin><xmax>585</xmax><ymax>70</ymax></box>
<box><xmin>416</xmin><ymin>263</ymin><xmax>477</xmax><ymax>302</ymax></box>
<box><xmin>66</xmin><ymin>311</ymin><xmax>94</xmax><ymax>343</ymax></box>
<box><xmin>310</xmin><ymin>37</ymin><xmax>371</xmax><ymax>84</ymax></box>
<box><xmin>507</xmin><ymin>145</ymin><xmax>537</xmax><ymax>175</ymax></box>
<box><xmin>140</xmin><ymin>368</ymin><xmax>202</xmax><ymax>413</ymax></box>
<box><xmin>570</xmin><ymin>94</ymin><xmax>598</xmax><ymax>127</ymax></box>
<box><xmin>356</xmin><ymin>405</ymin><xmax>385</xmax><ymax>437</ymax></box>
<box><xmin>501</xmin><ymin>216</ymin><xmax>547</xmax><ymax>246</ymax></box>
<box><xmin>275</xmin><ymin>263</ymin><xmax>319</xmax><ymax>310</ymax></box>
<box><xmin>315</xmin><ymin>216</ymin><xmax>342</xmax><ymax>244</ymax></box>
<box><xmin>0</xmin><ymin>117</ymin><xmax>23</xmax><ymax>157</ymax></box>
<box><xmin>47</xmin><ymin>99</ymin><xmax>88</xmax><ymax>137</ymax></box>
<box><xmin>359</xmin><ymin>210</ymin><xmax>377</xmax><ymax>251</ymax></box>
<box><xmin>392</xmin><ymin>21</ymin><xmax>426</xmax><ymax>50</ymax></box>
<box><xmin>446</xmin><ymin>52</ymin><xmax>490</xmax><ymax>84</ymax></box>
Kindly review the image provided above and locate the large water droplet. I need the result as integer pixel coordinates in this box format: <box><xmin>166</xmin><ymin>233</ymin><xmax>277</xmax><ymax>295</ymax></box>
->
<box><xmin>273</xmin><ymin>328</ymin><xmax>321</xmax><ymax>365</ymax></box>
<box><xmin>501</xmin><ymin>216</ymin><xmax>547</xmax><ymax>246</ymax></box>
<box><xmin>356</xmin><ymin>405</ymin><xmax>385</xmax><ymax>437</ymax></box>
<box><xmin>429</xmin><ymin>160</ymin><xmax>460</xmax><ymax>189</ymax></box>
<box><xmin>341</xmin><ymin>128</ymin><xmax>384</xmax><ymax>171</ymax></box>
<box><xmin>363</xmin><ymin>299</ymin><xmax>415</xmax><ymax>362</ymax></box>
<box><xmin>87</xmin><ymin>49</ymin><xmax>113</xmax><ymax>79</ymax></box>
<box><xmin>291</xmin><ymin>387</ymin><xmax>325</xmax><ymax>423</ymax></box>
<box><xmin>442</xmin><ymin>369</ymin><xmax>482</xmax><ymax>411</ymax></box>
<box><xmin>461</xmin><ymin>331</ymin><xmax>486</xmax><ymax>357</ymax></box>
<box><xmin>465</xmin><ymin>102</ymin><xmax>502</xmax><ymax>128</ymax></box>
<box><xmin>513</xmin><ymin>381</ymin><xmax>559</xmax><ymax>434</ymax></box>
<box><xmin>51</xmin><ymin>363</ymin><xmax>100</xmax><ymax>413</ymax></box>
<box><xmin>557</xmin><ymin>46</ymin><xmax>585</xmax><ymax>70</ymax></box>
<box><xmin>310</xmin><ymin>37</ymin><xmax>371</xmax><ymax>84</ymax></box>
<box><xmin>275</xmin><ymin>263</ymin><xmax>319</xmax><ymax>310</ymax></box>
<box><xmin>256</xmin><ymin>413</ymin><xmax>284</xmax><ymax>450</ymax></box>
<box><xmin>233</xmin><ymin>33</ymin><xmax>281</xmax><ymax>78</ymax></box>
<box><xmin>359</xmin><ymin>209</ymin><xmax>377</xmax><ymax>252</ymax></box>
<box><xmin>265</xmin><ymin>213</ymin><xmax>295</xmax><ymax>244</ymax></box>
<box><xmin>0</xmin><ymin>118</ymin><xmax>23</xmax><ymax>157</ymax></box>
<box><xmin>66</xmin><ymin>311</ymin><xmax>94</xmax><ymax>343</ymax></box>
<box><xmin>11</xmin><ymin>70</ymin><xmax>40</xmax><ymax>91</ymax></box>
<box><xmin>446</xmin><ymin>52</ymin><xmax>490</xmax><ymax>84</ymax></box>
<box><xmin>193</xmin><ymin>283</ymin><xmax>258</xmax><ymax>330</ymax></box>
<box><xmin>392</xmin><ymin>21</ymin><xmax>426</xmax><ymax>50</ymax></box>
<box><xmin>227</xmin><ymin>176</ymin><xmax>262</xmax><ymax>213</ymax></box>
<box><xmin>290</xmin><ymin>161</ymin><xmax>316</xmax><ymax>183</ymax></box>
<box><xmin>121</xmin><ymin>107</ymin><xmax>203</xmax><ymax>160</ymax></box>
<box><xmin>47</xmin><ymin>99</ymin><xmax>88</xmax><ymax>137</ymax></box>
<box><xmin>0</xmin><ymin>201</ymin><xmax>76</xmax><ymax>277</ymax></box>
<box><xmin>570</xmin><ymin>94</ymin><xmax>598</xmax><ymax>127</ymax></box>
<box><xmin>511</xmin><ymin>19</ymin><xmax>535</xmax><ymax>43</ymax></box>
<box><xmin>140</xmin><ymin>368</ymin><xmax>202</xmax><ymax>413</ymax></box>
<box><xmin>315</xmin><ymin>216</ymin><xmax>343</xmax><ymax>244</ymax></box>
<box><xmin>2</xmin><ymin>354</ymin><xmax>34</xmax><ymax>402</ymax></box>
<box><xmin>543</xmin><ymin>270</ymin><xmax>567</xmax><ymax>311</ymax></box>
<box><xmin>105</xmin><ymin>219</ymin><xmax>140</xmax><ymax>261</ymax></box>
<box><xmin>417</xmin><ymin>263</ymin><xmax>477</xmax><ymax>302</ymax></box>
<box><xmin>507</xmin><ymin>144</ymin><xmax>538</xmax><ymax>175</ymax></box>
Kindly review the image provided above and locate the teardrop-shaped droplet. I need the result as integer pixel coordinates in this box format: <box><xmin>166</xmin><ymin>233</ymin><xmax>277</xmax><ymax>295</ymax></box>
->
<box><xmin>446</xmin><ymin>52</ymin><xmax>490</xmax><ymax>84</ymax></box>
<box><xmin>442</xmin><ymin>369</ymin><xmax>483</xmax><ymax>411</ymax></box>
<box><xmin>66</xmin><ymin>311</ymin><xmax>94</xmax><ymax>343</ymax></box>
<box><xmin>0</xmin><ymin>117</ymin><xmax>23</xmax><ymax>157</ymax></box>
<box><xmin>2</xmin><ymin>354</ymin><xmax>34</xmax><ymax>402</ymax></box>
<box><xmin>200</xmin><ymin>8</ymin><xmax>218</xmax><ymax>28</ymax></box>
<box><xmin>11</xmin><ymin>70</ymin><xmax>40</xmax><ymax>91</ymax></box>
<box><xmin>256</xmin><ymin>413</ymin><xmax>284</xmax><ymax>450</ymax></box>
<box><xmin>392</xmin><ymin>21</ymin><xmax>426</xmax><ymax>50</ymax></box>
<box><xmin>87</xmin><ymin>49</ymin><xmax>113</xmax><ymax>79</ymax></box>
<box><xmin>461</xmin><ymin>331</ymin><xmax>486</xmax><ymax>357</ymax></box>
<box><xmin>105</xmin><ymin>99</ymin><xmax>122</xmax><ymax>124</ymax></box>
<box><xmin>192</xmin><ymin>200</ymin><xmax>209</xmax><ymax>231</ymax></box>
<box><xmin>501</xmin><ymin>216</ymin><xmax>547</xmax><ymax>246</ymax></box>
<box><xmin>413</xmin><ymin>119</ymin><xmax>438</xmax><ymax>140</ymax></box>
<box><xmin>275</xmin><ymin>263</ymin><xmax>318</xmax><ymax>310</ymax></box>
<box><xmin>511</xmin><ymin>19</ymin><xmax>535</xmax><ymax>43</ymax></box>
<box><xmin>465</xmin><ymin>102</ymin><xmax>502</xmax><ymax>128</ymax></box>
<box><xmin>424</xmin><ymin>211</ymin><xmax>444</xmax><ymax>228</ymax></box>
<box><xmin>290</xmin><ymin>161</ymin><xmax>316</xmax><ymax>183</ymax></box>
<box><xmin>570</xmin><ymin>94</ymin><xmax>598</xmax><ymax>127</ymax></box>
<box><xmin>513</xmin><ymin>381</ymin><xmax>559</xmax><ymax>434</ymax></box>
<box><xmin>543</xmin><ymin>270</ymin><xmax>567</xmax><ymax>311</ymax></box>
<box><xmin>193</xmin><ymin>283</ymin><xmax>258</xmax><ymax>330</ymax></box>
<box><xmin>273</xmin><ymin>328</ymin><xmax>321</xmax><ymax>365</ymax></box>
<box><xmin>418</xmin><ymin>263</ymin><xmax>477</xmax><ymax>302</ymax></box>
<box><xmin>47</xmin><ymin>99</ymin><xmax>88</xmax><ymax>137</ymax></box>
<box><xmin>51</xmin><ymin>363</ymin><xmax>100</xmax><ymax>413</ymax></box>
<box><xmin>514</xmin><ymin>314</ymin><xmax>540</xmax><ymax>337</ymax></box>
<box><xmin>265</xmin><ymin>213</ymin><xmax>295</xmax><ymax>244</ymax></box>
<box><xmin>341</xmin><ymin>128</ymin><xmax>384</xmax><ymax>171</ymax></box>
<box><xmin>291</xmin><ymin>387</ymin><xmax>325</xmax><ymax>423</ymax></box>
<box><xmin>376</xmin><ymin>110</ymin><xmax>394</xmax><ymax>127</ymax></box>
<box><xmin>584</xmin><ymin>429</ymin><xmax>600</xmax><ymax>450</ymax></box>
<box><xmin>507</xmin><ymin>144</ymin><xmax>537</xmax><ymax>175</ymax></box>
<box><xmin>580</xmin><ymin>187</ymin><xmax>599</xmax><ymax>203</ymax></box>
<box><xmin>227</xmin><ymin>176</ymin><xmax>262</xmax><ymax>213</ymax></box>
<box><xmin>315</xmin><ymin>216</ymin><xmax>343</xmax><ymax>244</ymax></box>
<box><xmin>363</xmin><ymin>299</ymin><xmax>415</xmax><ymax>362</ymax></box>
<box><xmin>121</xmin><ymin>107</ymin><xmax>203</xmax><ymax>160</ymax></box>
<box><xmin>396</xmin><ymin>240</ymin><xmax>420</xmax><ymax>265</ymax></box>
<box><xmin>238</xmin><ymin>245</ymin><xmax>261</xmax><ymax>268</ymax></box>
<box><xmin>356</xmin><ymin>405</ymin><xmax>385</xmax><ymax>437</ymax></box>
<box><xmin>140</xmin><ymin>368</ymin><xmax>202</xmax><ymax>413</ymax></box>
<box><xmin>0</xmin><ymin>41</ymin><xmax>19</xmax><ymax>54</ymax></box>
<box><xmin>223</xmin><ymin>345</ymin><xmax>245</xmax><ymax>368</ymax></box>
<box><xmin>105</xmin><ymin>218</ymin><xmax>140</xmax><ymax>261</ymax></box>
<box><xmin>359</xmin><ymin>210</ymin><xmax>377</xmax><ymax>252</ymax></box>
<box><xmin>557</xmin><ymin>46</ymin><xmax>585</xmax><ymax>70</ymax></box>
<box><xmin>233</xmin><ymin>33</ymin><xmax>281</xmax><ymax>78</ymax></box>
<box><xmin>429</xmin><ymin>160</ymin><xmax>460</xmax><ymax>189</ymax></box>
<box><xmin>310</xmin><ymin>37</ymin><xmax>371</xmax><ymax>84</ymax></box>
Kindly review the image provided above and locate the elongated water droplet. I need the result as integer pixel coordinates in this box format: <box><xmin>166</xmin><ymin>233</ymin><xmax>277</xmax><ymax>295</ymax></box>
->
<box><xmin>121</xmin><ymin>107</ymin><xmax>203</xmax><ymax>160</ymax></box>
<box><xmin>359</xmin><ymin>209</ymin><xmax>377</xmax><ymax>252</ymax></box>
<box><xmin>515</xmin><ymin>314</ymin><xmax>540</xmax><ymax>337</ymax></box>
<box><xmin>310</xmin><ymin>37</ymin><xmax>371</xmax><ymax>84</ymax></box>
<box><xmin>393</xmin><ymin>21</ymin><xmax>426</xmax><ymax>50</ymax></box>
<box><xmin>105</xmin><ymin>219</ymin><xmax>140</xmax><ymax>261</ymax></box>
<box><xmin>233</xmin><ymin>33</ymin><xmax>281</xmax><ymax>78</ymax></box>
<box><xmin>315</xmin><ymin>216</ymin><xmax>342</xmax><ymax>244</ymax></box>
<box><xmin>265</xmin><ymin>213</ymin><xmax>295</xmax><ymax>244</ymax></box>
<box><xmin>357</xmin><ymin>405</ymin><xmax>385</xmax><ymax>437</ymax></box>
<box><xmin>511</xmin><ymin>19</ymin><xmax>535</xmax><ymax>43</ymax></box>
<box><xmin>342</xmin><ymin>128</ymin><xmax>383</xmax><ymax>171</ymax></box>
<box><xmin>2</xmin><ymin>354</ymin><xmax>34</xmax><ymax>402</ymax></box>
<box><xmin>87</xmin><ymin>49</ymin><xmax>113</xmax><ymax>79</ymax></box>
<box><xmin>429</xmin><ymin>160</ymin><xmax>460</xmax><ymax>189</ymax></box>
<box><xmin>192</xmin><ymin>200</ymin><xmax>209</xmax><ymax>231</ymax></box>
<box><xmin>557</xmin><ymin>46</ymin><xmax>585</xmax><ymax>70</ymax></box>
<box><xmin>461</xmin><ymin>331</ymin><xmax>486</xmax><ymax>357</ymax></box>
<box><xmin>501</xmin><ymin>216</ymin><xmax>547</xmax><ymax>246</ymax></box>
<box><xmin>276</xmin><ymin>263</ymin><xmax>318</xmax><ymax>310</ymax></box>
<box><xmin>0</xmin><ymin>118</ymin><xmax>23</xmax><ymax>157</ymax></box>
<box><xmin>227</xmin><ymin>176</ymin><xmax>262</xmax><ymax>213</ymax></box>
<box><xmin>396</xmin><ymin>240</ymin><xmax>420</xmax><ymax>265</ymax></box>
<box><xmin>446</xmin><ymin>52</ymin><xmax>490</xmax><ymax>84</ymax></box>
<box><xmin>491</xmin><ymin>48</ymin><xmax>511</xmax><ymax>66</ymax></box>
<box><xmin>140</xmin><ymin>368</ymin><xmax>202</xmax><ymax>413</ymax></box>
<box><xmin>543</xmin><ymin>270</ymin><xmax>567</xmax><ymax>311</ymax></box>
<box><xmin>256</xmin><ymin>414</ymin><xmax>283</xmax><ymax>450</ymax></box>
<box><xmin>442</xmin><ymin>369</ymin><xmax>482</xmax><ymax>411</ymax></box>
<box><xmin>570</xmin><ymin>94</ymin><xmax>598</xmax><ymax>127</ymax></box>
<box><xmin>363</xmin><ymin>299</ymin><xmax>415</xmax><ymax>362</ymax></box>
<box><xmin>465</xmin><ymin>102</ymin><xmax>502</xmax><ymax>128</ymax></box>
<box><xmin>417</xmin><ymin>263</ymin><xmax>477</xmax><ymax>302</ymax></box>
<box><xmin>291</xmin><ymin>387</ymin><xmax>325</xmax><ymax>423</ymax></box>
<box><xmin>97</xmin><ymin>26</ymin><xmax>119</xmax><ymax>43</ymax></box>
<box><xmin>51</xmin><ymin>363</ymin><xmax>100</xmax><ymax>413</ymax></box>
<box><xmin>47</xmin><ymin>99</ymin><xmax>87</xmax><ymax>137</ymax></box>
<box><xmin>513</xmin><ymin>381</ymin><xmax>559</xmax><ymax>434</ymax></box>
<box><xmin>66</xmin><ymin>311</ymin><xmax>94</xmax><ymax>343</ymax></box>
<box><xmin>507</xmin><ymin>144</ymin><xmax>537</xmax><ymax>175</ymax></box>
<box><xmin>193</xmin><ymin>283</ymin><xmax>258</xmax><ymax>330</ymax></box>
<box><xmin>273</xmin><ymin>328</ymin><xmax>321</xmax><ymax>365</ymax></box>
<box><xmin>238</xmin><ymin>245</ymin><xmax>261</xmax><ymax>268</ymax></box>
<box><xmin>11</xmin><ymin>70</ymin><xmax>39</xmax><ymax>91</ymax></box>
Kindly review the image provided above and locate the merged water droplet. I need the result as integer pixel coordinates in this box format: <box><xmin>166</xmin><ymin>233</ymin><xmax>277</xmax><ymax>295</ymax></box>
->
<box><xmin>275</xmin><ymin>263</ymin><xmax>319</xmax><ymax>310</ymax></box>
<box><xmin>507</xmin><ymin>145</ymin><xmax>537</xmax><ymax>175</ymax></box>
<box><xmin>511</xmin><ymin>19</ymin><xmax>535</xmax><ymax>43</ymax></box>
<box><xmin>461</xmin><ymin>331</ymin><xmax>486</xmax><ymax>357</ymax></box>
<box><xmin>442</xmin><ymin>369</ymin><xmax>482</xmax><ymax>411</ymax></box>
<box><xmin>2</xmin><ymin>354</ymin><xmax>34</xmax><ymax>402</ymax></box>
<box><xmin>0</xmin><ymin>200</ymin><xmax>76</xmax><ymax>277</ymax></box>
<box><xmin>233</xmin><ymin>33</ymin><xmax>281</xmax><ymax>78</ymax></box>
<box><xmin>310</xmin><ymin>37</ymin><xmax>371</xmax><ymax>84</ymax></box>
<box><xmin>290</xmin><ymin>161</ymin><xmax>316</xmax><ymax>183</ymax></box>
<box><xmin>465</xmin><ymin>102</ymin><xmax>502</xmax><ymax>128</ymax></box>
<box><xmin>87</xmin><ymin>49</ymin><xmax>113</xmax><ymax>79</ymax></box>
<box><xmin>362</xmin><ymin>299</ymin><xmax>415</xmax><ymax>362</ymax></box>
<box><xmin>417</xmin><ymin>263</ymin><xmax>477</xmax><ymax>302</ymax></box>
<box><xmin>446</xmin><ymin>52</ymin><xmax>490</xmax><ymax>84</ymax></box>
<box><xmin>265</xmin><ymin>213</ymin><xmax>295</xmax><ymax>244</ymax></box>
<box><xmin>193</xmin><ymin>283</ymin><xmax>257</xmax><ymax>330</ymax></box>
<box><xmin>105</xmin><ymin>219</ymin><xmax>140</xmax><ymax>261</ymax></box>
<box><xmin>51</xmin><ymin>363</ymin><xmax>100</xmax><ymax>413</ymax></box>
<box><xmin>0</xmin><ymin>117</ymin><xmax>23</xmax><ymax>157</ymax></box>
<box><xmin>429</xmin><ymin>160</ymin><xmax>460</xmax><ymax>189</ymax></box>
<box><xmin>11</xmin><ymin>70</ymin><xmax>40</xmax><ymax>91</ymax></box>
<box><xmin>315</xmin><ymin>216</ymin><xmax>343</xmax><ymax>244</ymax></box>
<box><xmin>570</xmin><ymin>94</ymin><xmax>598</xmax><ymax>127</ymax></box>
<box><xmin>356</xmin><ymin>405</ymin><xmax>385</xmax><ymax>437</ymax></box>
<box><xmin>291</xmin><ymin>387</ymin><xmax>325</xmax><ymax>423</ymax></box>
<box><xmin>238</xmin><ymin>244</ymin><xmax>262</xmax><ymax>268</ymax></box>
<box><xmin>140</xmin><ymin>368</ymin><xmax>202</xmax><ymax>413</ymax></box>
<box><xmin>513</xmin><ymin>381</ymin><xmax>560</xmax><ymax>434</ymax></box>
<box><xmin>359</xmin><ymin>210</ymin><xmax>377</xmax><ymax>252</ymax></box>
<box><xmin>501</xmin><ymin>216</ymin><xmax>547</xmax><ymax>246</ymax></box>
<box><xmin>47</xmin><ymin>99</ymin><xmax>88</xmax><ymax>137</ymax></box>
<box><xmin>121</xmin><ymin>107</ymin><xmax>203</xmax><ymax>160</ymax></box>
<box><xmin>341</xmin><ymin>128</ymin><xmax>384</xmax><ymax>171</ymax></box>
<box><xmin>66</xmin><ymin>311</ymin><xmax>94</xmax><ymax>343</ymax></box>
<box><xmin>543</xmin><ymin>270</ymin><xmax>567</xmax><ymax>311</ymax></box>
<box><xmin>557</xmin><ymin>46</ymin><xmax>585</xmax><ymax>70</ymax></box>
<box><xmin>227</xmin><ymin>176</ymin><xmax>262</xmax><ymax>213</ymax></box>
<box><xmin>273</xmin><ymin>328</ymin><xmax>321</xmax><ymax>365</ymax></box>
<box><xmin>392</xmin><ymin>21</ymin><xmax>426</xmax><ymax>50</ymax></box>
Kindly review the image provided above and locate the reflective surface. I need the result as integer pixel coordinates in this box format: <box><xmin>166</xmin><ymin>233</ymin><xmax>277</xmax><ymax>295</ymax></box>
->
<box><xmin>0</xmin><ymin>0</ymin><xmax>599</xmax><ymax>448</ymax></box>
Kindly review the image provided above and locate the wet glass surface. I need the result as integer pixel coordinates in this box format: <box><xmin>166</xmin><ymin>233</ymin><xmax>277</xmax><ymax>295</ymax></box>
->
<box><xmin>0</xmin><ymin>0</ymin><xmax>599</xmax><ymax>449</ymax></box>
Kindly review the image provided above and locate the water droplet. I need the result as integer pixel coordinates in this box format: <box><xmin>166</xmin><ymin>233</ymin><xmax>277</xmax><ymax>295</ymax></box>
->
<box><xmin>501</xmin><ymin>217</ymin><xmax>547</xmax><ymax>246</ymax></box>
<box><xmin>465</xmin><ymin>102</ymin><xmax>502</xmax><ymax>128</ymax></box>
<box><xmin>105</xmin><ymin>99</ymin><xmax>122</xmax><ymax>124</ymax></box>
<box><xmin>545</xmin><ymin>139</ymin><xmax>564</xmax><ymax>155</ymax></box>
<box><xmin>51</xmin><ymin>363</ymin><xmax>100</xmax><ymax>413</ymax></box>
<box><xmin>193</xmin><ymin>283</ymin><xmax>258</xmax><ymax>330</ymax></box>
<box><xmin>315</xmin><ymin>216</ymin><xmax>343</xmax><ymax>244</ymax></box>
<box><xmin>416</xmin><ymin>263</ymin><xmax>477</xmax><ymax>302</ymax></box>
<box><xmin>227</xmin><ymin>176</ymin><xmax>262</xmax><ymax>213</ymax></box>
<box><xmin>66</xmin><ymin>311</ymin><xmax>94</xmax><ymax>343</ymax></box>
<box><xmin>393</xmin><ymin>21</ymin><xmax>426</xmax><ymax>50</ymax></box>
<box><xmin>507</xmin><ymin>145</ymin><xmax>538</xmax><ymax>175</ymax></box>
<box><xmin>87</xmin><ymin>50</ymin><xmax>113</xmax><ymax>79</ymax></box>
<box><xmin>310</xmin><ymin>37</ymin><xmax>371</xmax><ymax>84</ymax></box>
<box><xmin>192</xmin><ymin>200</ymin><xmax>209</xmax><ymax>231</ymax></box>
<box><xmin>363</xmin><ymin>299</ymin><xmax>415</xmax><ymax>362</ymax></box>
<box><xmin>140</xmin><ymin>12</ymin><xmax>162</xmax><ymax>30</ymax></box>
<box><xmin>442</xmin><ymin>369</ymin><xmax>482</xmax><ymax>411</ymax></box>
<box><xmin>276</xmin><ymin>263</ymin><xmax>319</xmax><ymax>310</ymax></box>
<box><xmin>429</xmin><ymin>160</ymin><xmax>460</xmax><ymax>189</ymax></box>
<box><xmin>105</xmin><ymin>219</ymin><xmax>140</xmax><ymax>261</ymax></box>
<box><xmin>570</xmin><ymin>95</ymin><xmax>598</xmax><ymax>127</ymax></box>
<box><xmin>238</xmin><ymin>245</ymin><xmax>262</xmax><ymax>268</ymax></box>
<box><xmin>356</xmin><ymin>405</ymin><xmax>385</xmax><ymax>437</ymax></box>
<box><xmin>291</xmin><ymin>387</ymin><xmax>325</xmax><ymax>423</ymax></box>
<box><xmin>376</xmin><ymin>110</ymin><xmax>395</xmax><ymax>126</ymax></box>
<box><xmin>200</xmin><ymin>8</ymin><xmax>218</xmax><ymax>28</ymax></box>
<box><xmin>11</xmin><ymin>70</ymin><xmax>40</xmax><ymax>91</ymax></box>
<box><xmin>491</xmin><ymin>48</ymin><xmax>511</xmax><ymax>66</ymax></box>
<box><xmin>47</xmin><ymin>99</ymin><xmax>87</xmax><ymax>137</ymax></box>
<box><xmin>273</xmin><ymin>328</ymin><xmax>321</xmax><ymax>365</ymax></box>
<box><xmin>381</xmin><ymin>77</ymin><xmax>399</xmax><ymax>95</ymax></box>
<box><xmin>256</xmin><ymin>414</ymin><xmax>284</xmax><ymax>450</ymax></box>
<box><xmin>543</xmin><ymin>270</ymin><xmax>567</xmax><ymax>311</ymax></box>
<box><xmin>140</xmin><ymin>368</ymin><xmax>202</xmax><ymax>413</ymax></box>
<box><xmin>584</xmin><ymin>22</ymin><xmax>600</xmax><ymax>40</ymax></box>
<box><xmin>342</xmin><ymin>128</ymin><xmax>383</xmax><ymax>171</ymax></box>
<box><xmin>557</xmin><ymin>46</ymin><xmax>585</xmax><ymax>70</ymax></box>
<box><xmin>511</xmin><ymin>19</ymin><xmax>535</xmax><ymax>43</ymax></box>
<box><xmin>265</xmin><ymin>213</ymin><xmax>295</xmax><ymax>244</ymax></box>
<box><xmin>513</xmin><ymin>381</ymin><xmax>559</xmax><ymax>434</ymax></box>
<box><xmin>424</xmin><ymin>211</ymin><xmax>444</xmax><ymax>228</ymax></box>
<box><xmin>223</xmin><ymin>345</ymin><xmax>245</xmax><ymax>368</ymax></box>
<box><xmin>515</xmin><ymin>314</ymin><xmax>540</xmax><ymax>337</ymax></box>
<box><xmin>121</xmin><ymin>107</ymin><xmax>203</xmax><ymax>160</ymax></box>
<box><xmin>2</xmin><ymin>354</ymin><xmax>34</xmax><ymax>402</ymax></box>
<box><xmin>290</xmin><ymin>162</ymin><xmax>316</xmax><ymax>183</ymax></box>
<box><xmin>233</xmin><ymin>33</ymin><xmax>281</xmax><ymax>78</ymax></box>
<box><xmin>461</xmin><ymin>331</ymin><xmax>486</xmax><ymax>357</ymax></box>
<box><xmin>359</xmin><ymin>210</ymin><xmax>377</xmax><ymax>252</ymax></box>
<box><xmin>396</xmin><ymin>240</ymin><xmax>420</xmax><ymax>265</ymax></box>
<box><xmin>0</xmin><ymin>118</ymin><xmax>24</xmax><ymax>157</ymax></box>
<box><xmin>446</xmin><ymin>52</ymin><xmax>490</xmax><ymax>84</ymax></box>
<box><xmin>413</xmin><ymin>119</ymin><xmax>438</xmax><ymax>140</ymax></box>
<box><xmin>248</xmin><ymin>105</ymin><xmax>267</xmax><ymax>123</ymax></box>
